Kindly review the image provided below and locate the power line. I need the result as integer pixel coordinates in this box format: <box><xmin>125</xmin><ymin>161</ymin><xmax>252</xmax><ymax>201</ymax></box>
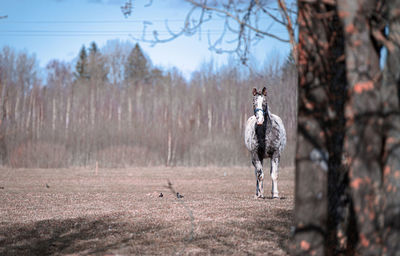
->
<box><xmin>2</xmin><ymin>16</ymin><xmax>276</xmax><ymax>24</ymax></box>
<box><xmin>0</xmin><ymin>29</ymin><xmax>244</xmax><ymax>33</ymax></box>
<box><xmin>2</xmin><ymin>19</ymin><xmax>219</xmax><ymax>24</ymax></box>
<box><xmin>0</xmin><ymin>33</ymin><xmax>287</xmax><ymax>38</ymax></box>
<box><xmin>0</xmin><ymin>34</ymin><xmax>159</xmax><ymax>37</ymax></box>
<box><xmin>0</xmin><ymin>29</ymin><xmax>287</xmax><ymax>37</ymax></box>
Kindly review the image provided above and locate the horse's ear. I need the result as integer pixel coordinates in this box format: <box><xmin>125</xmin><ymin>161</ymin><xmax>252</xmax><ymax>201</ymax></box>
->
<box><xmin>252</xmin><ymin>88</ymin><xmax>258</xmax><ymax>96</ymax></box>
<box><xmin>262</xmin><ymin>87</ymin><xmax>267</xmax><ymax>96</ymax></box>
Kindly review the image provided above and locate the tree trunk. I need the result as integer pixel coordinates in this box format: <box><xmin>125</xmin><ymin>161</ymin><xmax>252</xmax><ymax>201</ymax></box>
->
<box><xmin>0</xmin><ymin>79</ymin><xmax>7</xmax><ymax>123</ymax></box>
<box><xmin>293</xmin><ymin>1</ymin><xmax>347</xmax><ymax>255</ymax></box>
<box><xmin>382</xmin><ymin>1</ymin><xmax>400</xmax><ymax>253</ymax></box>
<box><xmin>167</xmin><ymin>126</ymin><xmax>172</xmax><ymax>166</ymax></box>
<box><xmin>208</xmin><ymin>105</ymin><xmax>212</xmax><ymax>135</ymax></box>
<box><xmin>0</xmin><ymin>81</ymin><xmax>7</xmax><ymax>164</ymax></box>
<box><xmin>294</xmin><ymin>1</ymin><xmax>400</xmax><ymax>255</ymax></box>
<box><xmin>65</xmin><ymin>95</ymin><xmax>70</xmax><ymax>139</ymax></box>
<box><xmin>31</xmin><ymin>91</ymin><xmax>35</xmax><ymax>138</ymax></box>
<box><xmin>338</xmin><ymin>0</ymin><xmax>387</xmax><ymax>254</ymax></box>
<box><xmin>117</xmin><ymin>102</ymin><xmax>121</xmax><ymax>132</ymax></box>
<box><xmin>15</xmin><ymin>96</ymin><xmax>20</xmax><ymax>130</ymax></box>
<box><xmin>128</xmin><ymin>95</ymin><xmax>132</xmax><ymax>128</ymax></box>
<box><xmin>108</xmin><ymin>96</ymin><xmax>112</xmax><ymax>121</ymax></box>
<box><xmin>90</xmin><ymin>84</ymin><xmax>95</xmax><ymax>128</ymax></box>
<box><xmin>26</xmin><ymin>90</ymin><xmax>33</xmax><ymax>132</ymax></box>
<box><xmin>52</xmin><ymin>97</ymin><xmax>56</xmax><ymax>135</ymax></box>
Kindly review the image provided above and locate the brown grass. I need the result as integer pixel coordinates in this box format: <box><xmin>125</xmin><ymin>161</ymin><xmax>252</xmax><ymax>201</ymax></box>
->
<box><xmin>0</xmin><ymin>166</ymin><xmax>294</xmax><ymax>255</ymax></box>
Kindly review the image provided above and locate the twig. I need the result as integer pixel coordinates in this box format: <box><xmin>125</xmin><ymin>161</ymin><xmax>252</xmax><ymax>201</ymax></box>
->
<box><xmin>185</xmin><ymin>0</ymin><xmax>290</xmax><ymax>43</ymax></box>
<box><xmin>277</xmin><ymin>0</ymin><xmax>298</xmax><ymax>66</ymax></box>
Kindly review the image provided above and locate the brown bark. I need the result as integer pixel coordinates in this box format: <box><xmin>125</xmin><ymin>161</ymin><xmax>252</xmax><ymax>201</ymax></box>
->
<box><xmin>293</xmin><ymin>1</ymin><xmax>347</xmax><ymax>255</ymax></box>
<box><xmin>382</xmin><ymin>0</ymin><xmax>400</xmax><ymax>253</ymax></box>
<box><xmin>278</xmin><ymin>0</ymin><xmax>298</xmax><ymax>66</ymax></box>
<box><xmin>294</xmin><ymin>0</ymin><xmax>400</xmax><ymax>255</ymax></box>
<box><xmin>338</xmin><ymin>0</ymin><xmax>386</xmax><ymax>254</ymax></box>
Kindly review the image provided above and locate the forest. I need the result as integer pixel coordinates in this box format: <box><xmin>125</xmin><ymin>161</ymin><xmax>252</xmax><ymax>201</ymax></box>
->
<box><xmin>0</xmin><ymin>41</ymin><xmax>296</xmax><ymax>168</ymax></box>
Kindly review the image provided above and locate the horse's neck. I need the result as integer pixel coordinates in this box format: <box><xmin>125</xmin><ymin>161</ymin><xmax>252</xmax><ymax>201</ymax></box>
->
<box><xmin>265</xmin><ymin>106</ymin><xmax>272</xmax><ymax>122</ymax></box>
<box><xmin>265</xmin><ymin>111</ymin><xmax>273</xmax><ymax>129</ymax></box>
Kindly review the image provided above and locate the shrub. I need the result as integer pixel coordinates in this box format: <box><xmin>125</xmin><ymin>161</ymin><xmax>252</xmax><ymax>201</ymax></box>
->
<box><xmin>95</xmin><ymin>145</ymin><xmax>161</xmax><ymax>167</ymax></box>
<box><xmin>9</xmin><ymin>141</ymin><xmax>68</xmax><ymax>168</ymax></box>
<box><xmin>186</xmin><ymin>136</ymin><xmax>249</xmax><ymax>166</ymax></box>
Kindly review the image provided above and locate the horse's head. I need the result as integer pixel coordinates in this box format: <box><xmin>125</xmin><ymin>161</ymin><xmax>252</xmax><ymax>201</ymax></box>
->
<box><xmin>252</xmin><ymin>87</ymin><xmax>268</xmax><ymax>126</ymax></box>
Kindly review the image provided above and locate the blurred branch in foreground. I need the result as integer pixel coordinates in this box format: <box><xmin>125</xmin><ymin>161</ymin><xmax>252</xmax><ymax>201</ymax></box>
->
<box><xmin>121</xmin><ymin>0</ymin><xmax>297</xmax><ymax>64</ymax></box>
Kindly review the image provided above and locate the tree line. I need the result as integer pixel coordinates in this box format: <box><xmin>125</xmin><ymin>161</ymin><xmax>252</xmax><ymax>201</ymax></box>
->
<box><xmin>0</xmin><ymin>41</ymin><xmax>296</xmax><ymax>168</ymax></box>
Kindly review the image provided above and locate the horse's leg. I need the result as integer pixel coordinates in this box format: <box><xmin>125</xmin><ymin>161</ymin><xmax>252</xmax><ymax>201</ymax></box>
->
<box><xmin>259</xmin><ymin>165</ymin><xmax>265</xmax><ymax>198</ymax></box>
<box><xmin>270</xmin><ymin>156</ymin><xmax>280</xmax><ymax>198</ymax></box>
<box><xmin>252</xmin><ymin>154</ymin><xmax>264</xmax><ymax>199</ymax></box>
<box><xmin>254</xmin><ymin>167</ymin><xmax>260</xmax><ymax>199</ymax></box>
<box><xmin>252</xmin><ymin>156</ymin><xmax>260</xmax><ymax>198</ymax></box>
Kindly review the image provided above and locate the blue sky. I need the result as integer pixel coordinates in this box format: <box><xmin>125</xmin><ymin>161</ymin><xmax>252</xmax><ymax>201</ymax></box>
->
<box><xmin>0</xmin><ymin>0</ymin><xmax>291</xmax><ymax>79</ymax></box>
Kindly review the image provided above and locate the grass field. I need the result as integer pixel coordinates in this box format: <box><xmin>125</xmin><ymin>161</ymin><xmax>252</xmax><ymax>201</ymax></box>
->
<box><xmin>0</xmin><ymin>166</ymin><xmax>294</xmax><ymax>255</ymax></box>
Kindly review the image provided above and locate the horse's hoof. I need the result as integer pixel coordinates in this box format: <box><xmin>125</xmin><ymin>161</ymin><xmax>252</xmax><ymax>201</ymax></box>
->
<box><xmin>272</xmin><ymin>195</ymin><xmax>279</xmax><ymax>199</ymax></box>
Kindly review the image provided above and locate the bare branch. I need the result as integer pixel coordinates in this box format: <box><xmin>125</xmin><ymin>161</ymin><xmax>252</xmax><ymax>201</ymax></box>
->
<box><xmin>255</xmin><ymin>0</ymin><xmax>286</xmax><ymax>26</ymax></box>
<box><xmin>186</xmin><ymin>0</ymin><xmax>289</xmax><ymax>42</ymax></box>
<box><xmin>277</xmin><ymin>0</ymin><xmax>298</xmax><ymax>66</ymax></box>
<box><xmin>120</xmin><ymin>0</ymin><xmax>132</xmax><ymax>18</ymax></box>
<box><xmin>144</xmin><ymin>0</ymin><xmax>153</xmax><ymax>8</ymax></box>
<box><xmin>123</xmin><ymin>0</ymin><xmax>294</xmax><ymax>64</ymax></box>
<box><xmin>265</xmin><ymin>5</ymin><xmax>297</xmax><ymax>15</ymax></box>
<box><xmin>130</xmin><ymin>5</ymin><xmax>212</xmax><ymax>46</ymax></box>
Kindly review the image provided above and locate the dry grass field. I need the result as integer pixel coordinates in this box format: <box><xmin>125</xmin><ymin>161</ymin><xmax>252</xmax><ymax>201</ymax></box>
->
<box><xmin>0</xmin><ymin>166</ymin><xmax>294</xmax><ymax>255</ymax></box>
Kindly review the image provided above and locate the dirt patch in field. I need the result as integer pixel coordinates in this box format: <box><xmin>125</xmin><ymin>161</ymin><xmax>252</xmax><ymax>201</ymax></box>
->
<box><xmin>0</xmin><ymin>166</ymin><xmax>294</xmax><ymax>255</ymax></box>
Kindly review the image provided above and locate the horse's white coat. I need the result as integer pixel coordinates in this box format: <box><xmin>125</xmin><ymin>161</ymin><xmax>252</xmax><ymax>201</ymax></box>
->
<box><xmin>244</xmin><ymin>104</ymin><xmax>286</xmax><ymax>199</ymax></box>
<box><xmin>255</xmin><ymin>95</ymin><xmax>264</xmax><ymax>125</ymax></box>
<box><xmin>244</xmin><ymin>114</ymin><xmax>286</xmax><ymax>154</ymax></box>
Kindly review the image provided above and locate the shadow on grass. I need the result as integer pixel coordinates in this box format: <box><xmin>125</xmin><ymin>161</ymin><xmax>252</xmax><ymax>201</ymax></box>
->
<box><xmin>253</xmin><ymin>208</ymin><xmax>293</xmax><ymax>253</ymax></box>
<box><xmin>0</xmin><ymin>208</ymin><xmax>293</xmax><ymax>255</ymax></box>
<box><xmin>0</xmin><ymin>214</ymin><xmax>166</xmax><ymax>256</ymax></box>
<box><xmin>191</xmin><ymin>208</ymin><xmax>293</xmax><ymax>255</ymax></box>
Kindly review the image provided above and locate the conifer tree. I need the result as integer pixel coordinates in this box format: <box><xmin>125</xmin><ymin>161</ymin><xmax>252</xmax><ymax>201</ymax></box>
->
<box><xmin>124</xmin><ymin>43</ymin><xmax>150</xmax><ymax>85</ymax></box>
<box><xmin>89</xmin><ymin>42</ymin><xmax>98</xmax><ymax>55</ymax></box>
<box><xmin>87</xmin><ymin>41</ymin><xmax>108</xmax><ymax>82</ymax></box>
<box><xmin>75</xmin><ymin>45</ymin><xmax>88</xmax><ymax>79</ymax></box>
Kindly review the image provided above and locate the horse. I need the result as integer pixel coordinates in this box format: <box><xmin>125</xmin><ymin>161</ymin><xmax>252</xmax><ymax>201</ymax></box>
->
<box><xmin>244</xmin><ymin>87</ymin><xmax>286</xmax><ymax>199</ymax></box>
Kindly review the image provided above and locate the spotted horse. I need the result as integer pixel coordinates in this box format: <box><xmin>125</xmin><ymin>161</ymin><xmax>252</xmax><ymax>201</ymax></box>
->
<box><xmin>244</xmin><ymin>87</ymin><xmax>286</xmax><ymax>199</ymax></box>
